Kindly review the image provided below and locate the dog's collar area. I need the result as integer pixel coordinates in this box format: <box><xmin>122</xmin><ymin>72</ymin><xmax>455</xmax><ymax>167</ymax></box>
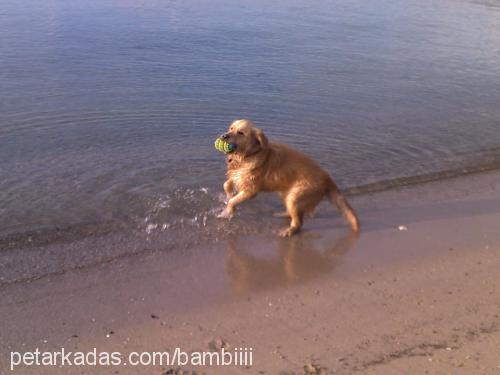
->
<box><xmin>244</xmin><ymin>145</ymin><xmax>263</xmax><ymax>159</ymax></box>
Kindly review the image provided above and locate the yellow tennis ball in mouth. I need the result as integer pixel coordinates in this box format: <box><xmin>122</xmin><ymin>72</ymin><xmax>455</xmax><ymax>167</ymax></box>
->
<box><xmin>214</xmin><ymin>137</ymin><xmax>236</xmax><ymax>154</ymax></box>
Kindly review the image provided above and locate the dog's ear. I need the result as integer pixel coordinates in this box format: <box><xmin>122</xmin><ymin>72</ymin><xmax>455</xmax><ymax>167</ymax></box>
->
<box><xmin>254</xmin><ymin>128</ymin><xmax>269</xmax><ymax>149</ymax></box>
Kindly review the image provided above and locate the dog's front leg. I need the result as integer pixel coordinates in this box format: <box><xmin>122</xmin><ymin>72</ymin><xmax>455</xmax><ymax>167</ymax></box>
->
<box><xmin>223</xmin><ymin>179</ymin><xmax>236</xmax><ymax>201</ymax></box>
<box><xmin>217</xmin><ymin>190</ymin><xmax>254</xmax><ymax>219</ymax></box>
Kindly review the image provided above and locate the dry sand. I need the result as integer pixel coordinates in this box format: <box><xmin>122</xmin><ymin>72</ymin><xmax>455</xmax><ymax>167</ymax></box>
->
<box><xmin>1</xmin><ymin>171</ymin><xmax>499</xmax><ymax>374</ymax></box>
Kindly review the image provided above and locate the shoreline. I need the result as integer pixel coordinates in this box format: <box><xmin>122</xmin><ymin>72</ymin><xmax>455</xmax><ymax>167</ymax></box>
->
<box><xmin>3</xmin><ymin>164</ymin><xmax>500</xmax><ymax>290</ymax></box>
<box><xmin>3</xmin><ymin>157</ymin><xmax>500</xmax><ymax>251</ymax></box>
<box><xmin>1</xmin><ymin>170</ymin><xmax>500</xmax><ymax>373</ymax></box>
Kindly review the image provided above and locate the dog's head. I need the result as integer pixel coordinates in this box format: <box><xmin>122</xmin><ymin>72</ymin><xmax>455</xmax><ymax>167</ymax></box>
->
<box><xmin>221</xmin><ymin>119</ymin><xmax>268</xmax><ymax>158</ymax></box>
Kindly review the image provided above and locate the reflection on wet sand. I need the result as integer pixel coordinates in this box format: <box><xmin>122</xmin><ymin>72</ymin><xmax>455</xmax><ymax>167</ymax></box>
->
<box><xmin>225</xmin><ymin>231</ymin><xmax>358</xmax><ymax>295</ymax></box>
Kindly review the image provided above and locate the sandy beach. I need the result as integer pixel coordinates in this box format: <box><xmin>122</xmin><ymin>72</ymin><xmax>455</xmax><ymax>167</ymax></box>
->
<box><xmin>1</xmin><ymin>170</ymin><xmax>499</xmax><ymax>374</ymax></box>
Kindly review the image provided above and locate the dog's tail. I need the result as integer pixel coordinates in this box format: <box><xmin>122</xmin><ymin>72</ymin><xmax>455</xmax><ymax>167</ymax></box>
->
<box><xmin>327</xmin><ymin>179</ymin><xmax>360</xmax><ymax>233</ymax></box>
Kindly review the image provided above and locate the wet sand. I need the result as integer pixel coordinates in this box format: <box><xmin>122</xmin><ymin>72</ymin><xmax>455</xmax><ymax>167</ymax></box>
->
<box><xmin>1</xmin><ymin>171</ymin><xmax>500</xmax><ymax>374</ymax></box>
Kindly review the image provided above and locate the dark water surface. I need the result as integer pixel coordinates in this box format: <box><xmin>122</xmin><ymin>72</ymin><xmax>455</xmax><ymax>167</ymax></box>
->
<box><xmin>2</xmin><ymin>0</ymin><xmax>500</xmax><ymax>244</ymax></box>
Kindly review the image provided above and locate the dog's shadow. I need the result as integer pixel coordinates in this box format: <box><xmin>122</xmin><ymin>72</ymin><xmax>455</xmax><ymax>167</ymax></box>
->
<box><xmin>225</xmin><ymin>231</ymin><xmax>358</xmax><ymax>295</ymax></box>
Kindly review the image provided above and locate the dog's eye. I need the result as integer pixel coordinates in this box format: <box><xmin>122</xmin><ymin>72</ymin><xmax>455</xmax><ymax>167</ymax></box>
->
<box><xmin>237</xmin><ymin>131</ymin><xmax>244</xmax><ymax>135</ymax></box>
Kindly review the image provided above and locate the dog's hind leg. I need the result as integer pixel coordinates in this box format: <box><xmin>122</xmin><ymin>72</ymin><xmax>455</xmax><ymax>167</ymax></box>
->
<box><xmin>279</xmin><ymin>189</ymin><xmax>305</xmax><ymax>237</ymax></box>
<box><xmin>273</xmin><ymin>192</ymin><xmax>291</xmax><ymax>218</ymax></box>
<box><xmin>279</xmin><ymin>203</ymin><xmax>303</xmax><ymax>237</ymax></box>
<box><xmin>279</xmin><ymin>188</ymin><xmax>323</xmax><ymax>237</ymax></box>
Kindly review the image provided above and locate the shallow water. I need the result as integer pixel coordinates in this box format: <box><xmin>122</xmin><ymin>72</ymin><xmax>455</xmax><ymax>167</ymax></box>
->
<box><xmin>1</xmin><ymin>0</ymin><xmax>500</xmax><ymax>242</ymax></box>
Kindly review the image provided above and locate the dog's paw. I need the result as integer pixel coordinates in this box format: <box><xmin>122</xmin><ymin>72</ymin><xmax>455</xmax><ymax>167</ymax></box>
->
<box><xmin>278</xmin><ymin>227</ymin><xmax>297</xmax><ymax>237</ymax></box>
<box><xmin>217</xmin><ymin>209</ymin><xmax>233</xmax><ymax>220</ymax></box>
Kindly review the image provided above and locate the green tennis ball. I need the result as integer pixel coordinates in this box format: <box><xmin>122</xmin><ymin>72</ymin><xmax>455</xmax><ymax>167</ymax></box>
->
<box><xmin>214</xmin><ymin>137</ymin><xmax>236</xmax><ymax>154</ymax></box>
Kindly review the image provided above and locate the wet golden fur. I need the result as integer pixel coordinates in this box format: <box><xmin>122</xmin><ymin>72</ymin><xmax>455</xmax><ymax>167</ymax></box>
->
<box><xmin>217</xmin><ymin>119</ymin><xmax>360</xmax><ymax>237</ymax></box>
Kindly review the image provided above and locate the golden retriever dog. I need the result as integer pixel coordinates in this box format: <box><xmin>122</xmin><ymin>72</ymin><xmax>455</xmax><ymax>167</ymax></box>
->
<box><xmin>217</xmin><ymin>119</ymin><xmax>360</xmax><ymax>237</ymax></box>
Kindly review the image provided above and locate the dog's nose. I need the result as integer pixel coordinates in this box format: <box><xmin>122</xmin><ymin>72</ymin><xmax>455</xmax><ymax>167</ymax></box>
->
<box><xmin>221</xmin><ymin>133</ymin><xmax>230</xmax><ymax>140</ymax></box>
